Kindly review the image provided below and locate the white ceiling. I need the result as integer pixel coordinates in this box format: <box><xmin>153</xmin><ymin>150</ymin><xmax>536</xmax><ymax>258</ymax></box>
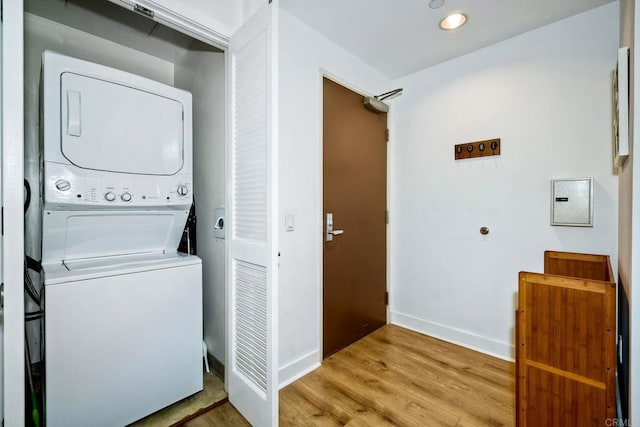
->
<box><xmin>280</xmin><ymin>0</ymin><xmax>617</xmax><ymax>79</ymax></box>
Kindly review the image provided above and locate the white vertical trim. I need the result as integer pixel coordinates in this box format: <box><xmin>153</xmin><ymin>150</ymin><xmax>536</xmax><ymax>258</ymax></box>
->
<box><xmin>0</xmin><ymin>13</ymin><xmax>4</xmax><ymax>423</ymax></box>
<box><xmin>2</xmin><ymin>1</ymin><xmax>26</xmax><ymax>425</ymax></box>
<box><xmin>225</xmin><ymin>35</ymin><xmax>233</xmax><ymax>413</ymax></box>
<box><xmin>268</xmin><ymin>5</ymin><xmax>280</xmax><ymax>423</ymax></box>
<box><xmin>317</xmin><ymin>70</ymin><xmax>324</xmax><ymax>365</ymax></box>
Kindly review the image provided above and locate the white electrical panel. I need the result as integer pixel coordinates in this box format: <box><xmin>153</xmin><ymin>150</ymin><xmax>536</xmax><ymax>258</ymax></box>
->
<box><xmin>550</xmin><ymin>178</ymin><xmax>594</xmax><ymax>227</ymax></box>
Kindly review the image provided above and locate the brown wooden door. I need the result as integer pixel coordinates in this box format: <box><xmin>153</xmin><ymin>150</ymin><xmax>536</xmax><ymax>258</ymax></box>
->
<box><xmin>323</xmin><ymin>77</ymin><xmax>387</xmax><ymax>358</ymax></box>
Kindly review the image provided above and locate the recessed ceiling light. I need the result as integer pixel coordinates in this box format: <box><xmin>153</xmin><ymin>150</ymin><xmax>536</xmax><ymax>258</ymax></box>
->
<box><xmin>429</xmin><ymin>0</ymin><xmax>445</xmax><ymax>9</ymax></box>
<box><xmin>439</xmin><ymin>12</ymin><xmax>468</xmax><ymax>30</ymax></box>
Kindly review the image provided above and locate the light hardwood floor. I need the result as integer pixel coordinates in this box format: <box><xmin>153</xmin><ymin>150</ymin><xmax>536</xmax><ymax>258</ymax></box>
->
<box><xmin>186</xmin><ymin>325</ymin><xmax>515</xmax><ymax>426</ymax></box>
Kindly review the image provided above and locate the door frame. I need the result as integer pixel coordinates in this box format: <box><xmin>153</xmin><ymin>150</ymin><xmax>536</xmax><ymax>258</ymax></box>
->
<box><xmin>3</xmin><ymin>1</ymin><xmax>26</xmax><ymax>424</ymax></box>
<box><xmin>317</xmin><ymin>70</ymin><xmax>391</xmax><ymax>362</ymax></box>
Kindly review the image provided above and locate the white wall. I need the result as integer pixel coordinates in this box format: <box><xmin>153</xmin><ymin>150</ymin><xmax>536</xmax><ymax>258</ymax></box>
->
<box><xmin>24</xmin><ymin>12</ymin><xmax>175</xmax><ymax>360</ymax></box>
<box><xmin>242</xmin><ymin>0</ymin><xmax>266</xmax><ymax>22</ymax></box>
<box><xmin>389</xmin><ymin>3</ymin><xmax>620</xmax><ymax>360</ymax></box>
<box><xmin>175</xmin><ymin>49</ymin><xmax>226</xmax><ymax>366</ymax></box>
<box><xmin>619</xmin><ymin>0</ymin><xmax>639</xmax><ymax>421</ymax></box>
<box><xmin>277</xmin><ymin>10</ymin><xmax>391</xmax><ymax>386</ymax></box>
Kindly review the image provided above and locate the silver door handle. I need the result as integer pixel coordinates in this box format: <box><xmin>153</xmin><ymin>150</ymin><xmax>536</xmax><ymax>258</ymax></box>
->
<box><xmin>326</xmin><ymin>213</ymin><xmax>345</xmax><ymax>241</ymax></box>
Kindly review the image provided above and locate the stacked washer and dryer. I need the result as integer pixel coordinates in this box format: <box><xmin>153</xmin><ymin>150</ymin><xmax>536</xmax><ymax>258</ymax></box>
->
<box><xmin>41</xmin><ymin>51</ymin><xmax>203</xmax><ymax>426</ymax></box>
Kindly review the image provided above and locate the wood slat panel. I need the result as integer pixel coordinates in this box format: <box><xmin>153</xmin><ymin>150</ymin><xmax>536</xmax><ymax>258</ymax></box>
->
<box><xmin>525</xmin><ymin>366</ymin><xmax>606</xmax><ymax>426</ymax></box>
<box><xmin>544</xmin><ymin>250</ymin><xmax>611</xmax><ymax>282</ymax></box>
<box><xmin>521</xmin><ymin>271</ymin><xmax>606</xmax><ymax>294</ymax></box>
<box><xmin>525</xmin><ymin>281</ymin><xmax>605</xmax><ymax>380</ymax></box>
<box><xmin>518</xmin><ymin>252</ymin><xmax>616</xmax><ymax>426</ymax></box>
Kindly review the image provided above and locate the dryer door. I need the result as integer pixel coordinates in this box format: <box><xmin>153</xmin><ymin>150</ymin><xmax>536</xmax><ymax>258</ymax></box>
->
<box><xmin>60</xmin><ymin>72</ymin><xmax>184</xmax><ymax>175</ymax></box>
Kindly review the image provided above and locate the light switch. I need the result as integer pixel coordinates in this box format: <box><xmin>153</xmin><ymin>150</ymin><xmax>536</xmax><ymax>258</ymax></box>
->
<box><xmin>285</xmin><ymin>215</ymin><xmax>294</xmax><ymax>232</ymax></box>
<box><xmin>550</xmin><ymin>178</ymin><xmax>593</xmax><ymax>227</ymax></box>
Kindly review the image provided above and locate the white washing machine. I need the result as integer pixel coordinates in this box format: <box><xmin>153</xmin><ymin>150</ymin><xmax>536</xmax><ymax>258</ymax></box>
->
<box><xmin>41</xmin><ymin>51</ymin><xmax>203</xmax><ymax>427</ymax></box>
<box><xmin>44</xmin><ymin>253</ymin><xmax>201</xmax><ymax>427</ymax></box>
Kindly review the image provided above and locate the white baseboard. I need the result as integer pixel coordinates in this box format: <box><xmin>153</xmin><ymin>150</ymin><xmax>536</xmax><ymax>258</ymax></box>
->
<box><xmin>390</xmin><ymin>310</ymin><xmax>514</xmax><ymax>362</ymax></box>
<box><xmin>279</xmin><ymin>350</ymin><xmax>321</xmax><ymax>389</ymax></box>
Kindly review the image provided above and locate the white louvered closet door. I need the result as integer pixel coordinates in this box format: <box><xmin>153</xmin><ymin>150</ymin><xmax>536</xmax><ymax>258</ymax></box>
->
<box><xmin>227</xmin><ymin>2</ymin><xmax>278</xmax><ymax>426</ymax></box>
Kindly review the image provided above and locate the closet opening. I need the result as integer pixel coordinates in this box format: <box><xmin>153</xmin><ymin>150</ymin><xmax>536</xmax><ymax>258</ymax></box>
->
<box><xmin>23</xmin><ymin>0</ymin><xmax>227</xmax><ymax>424</ymax></box>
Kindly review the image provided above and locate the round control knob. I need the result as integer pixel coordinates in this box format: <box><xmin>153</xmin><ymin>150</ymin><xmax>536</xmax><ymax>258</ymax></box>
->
<box><xmin>55</xmin><ymin>179</ymin><xmax>71</xmax><ymax>192</ymax></box>
<box><xmin>177</xmin><ymin>185</ymin><xmax>189</xmax><ymax>196</ymax></box>
<box><xmin>121</xmin><ymin>192</ymin><xmax>132</xmax><ymax>202</ymax></box>
<box><xmin>104</xmin><ymin>191</ymin><xmax>116</xmax><ymax>202</ymax></box>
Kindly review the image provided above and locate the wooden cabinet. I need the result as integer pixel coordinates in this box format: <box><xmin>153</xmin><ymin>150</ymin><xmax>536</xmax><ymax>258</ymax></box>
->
<box><xmin>516</xmin><ymin>251</ymin><xmax>616</xmax><ymax>426</ymax></box>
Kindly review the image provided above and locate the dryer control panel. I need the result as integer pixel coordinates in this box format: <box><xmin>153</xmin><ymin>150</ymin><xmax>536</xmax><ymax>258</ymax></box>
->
<box><xmin>44</xmin><ymin>162</ymin><xmax>192</xmax><ymax>210</ymax></box>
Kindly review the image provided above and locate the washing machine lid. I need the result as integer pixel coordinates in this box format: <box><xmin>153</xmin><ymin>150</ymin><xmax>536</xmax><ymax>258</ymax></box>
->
<box><xmin>43</xmin><ymin>252</ymin><xmax>201</xmax><ymax>285</ymax></box>
<box><xmin>62</xmin><ymin>252</ymin><xmax>200</xmax><ymax>274</ymax></box>
<box><xmin>60</xmin><ymin>72</ymin><xmax>184</xmax><ymax>176</ymax></box>
<box><xmin>41</xmin><ymin>210</ymin><xmax>189</xmax><ymax>265</ymax></box>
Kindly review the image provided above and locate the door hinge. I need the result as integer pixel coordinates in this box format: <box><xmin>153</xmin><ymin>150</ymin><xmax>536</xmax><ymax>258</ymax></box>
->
<box><xmin>385</xmin><ymin>291</ymin><xmax>389</xmax><ymax>305</ymax></box>
<box><xmin>134</xmin><ymin>4</ymin><xmax>155</xmax><ymax>19</ymax></box>
<box><xmin>386</xmin><ymin>129</ymin><xmax>389</xmax><ymax>142</ymax></box>
<box><xmin>385</xmin><ymin>210</ymin><xmax>389</xmax><ymax>224</ymax></box>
